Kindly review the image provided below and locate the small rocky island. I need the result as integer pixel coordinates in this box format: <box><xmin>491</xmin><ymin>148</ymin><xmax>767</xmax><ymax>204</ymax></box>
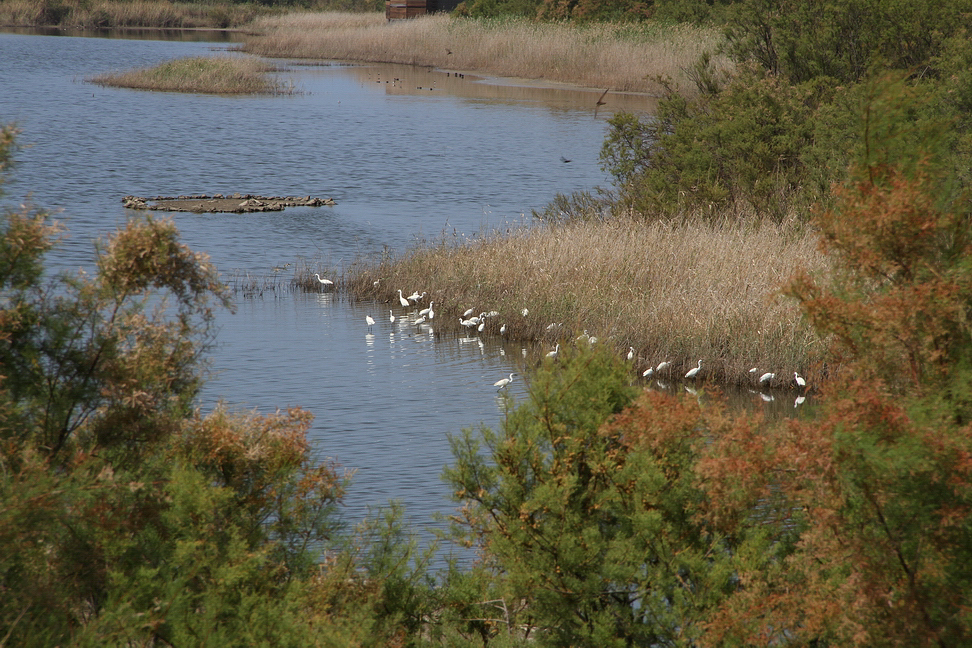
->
<box><xmin>123</xmin><ymin>193</ymin><xmax>336</xmax><ymax>213</ymax></box>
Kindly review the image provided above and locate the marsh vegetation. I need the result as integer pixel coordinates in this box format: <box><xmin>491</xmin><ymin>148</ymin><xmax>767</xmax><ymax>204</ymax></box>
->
<box><xmin>345</xmin><ymin>214</ymin><xmax>827</xmax><ymax>385</ymax></box>
<box><xmin>89</xmin><ymin>55</ymin><xmax>296</xmax><ymax>94</ymax></box>
<box><xmin>240</xmin><ymin>12</ymin><xmax>730</xmax><ymax>94</ymax></box>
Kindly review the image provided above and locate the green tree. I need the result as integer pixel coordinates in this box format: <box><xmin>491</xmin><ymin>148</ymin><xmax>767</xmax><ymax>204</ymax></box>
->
<box><xmin>444</xmin><ymin>345</ymin><xmax>764</xmax><ymax>647</ymax></box>
<box><xmin>0</xmin><ymin>125</ymin><xmax>351</xmax><ymax>646</ymax></box>
<box><xmin>699</xmin><ymin>84</ymin><xmax>972</xmax><ymax>647</ymax></box>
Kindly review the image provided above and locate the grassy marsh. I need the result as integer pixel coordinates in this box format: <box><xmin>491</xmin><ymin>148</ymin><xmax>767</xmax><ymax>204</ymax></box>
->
<box><xmin>241</xmin><ymin>12</ymin><xmax>731</xmax><ymax>94</ymax></box>
<box><xmin>0</xmin><ymin>0</ymin><xmax>273</xmax><ymax>29</ymax></box>
<box><xmin>340</xmin><ymin>216</ymin><xmax>831</xmax><ymax>386</ymax></box>
<box><xmin>89</xmin><ymin>55</ymin><xmax>296</xmax><ymax>94</ymax></box>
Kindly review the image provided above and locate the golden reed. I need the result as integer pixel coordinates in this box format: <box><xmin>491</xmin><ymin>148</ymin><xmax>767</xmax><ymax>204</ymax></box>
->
<box><xmin>343</xmin><ymin>215</ymin><xmax>830</xmax><ymax>385</ymax></box>
<box><xmin>241</xmin><ymin>12</ymin><xmax>731</xmax><ymax>94</ymax></box>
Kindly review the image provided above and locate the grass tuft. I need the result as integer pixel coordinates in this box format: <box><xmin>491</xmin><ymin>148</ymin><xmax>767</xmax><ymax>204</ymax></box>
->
<box><xmin>89</xmin><ymin>55</ymin><xmax>297</xmax><ymax>95</ymax></box>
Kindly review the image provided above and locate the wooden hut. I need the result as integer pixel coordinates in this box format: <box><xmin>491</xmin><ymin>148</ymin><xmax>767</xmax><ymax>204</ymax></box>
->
<box><xmin>385</xmin><ymin>0</ymin><xmax>463</xmax><ymax>19</ymax></box>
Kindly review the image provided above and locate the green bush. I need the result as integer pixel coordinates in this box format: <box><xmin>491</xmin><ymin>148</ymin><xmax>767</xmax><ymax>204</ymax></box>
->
<box><xmin>600</xmin><ymin>65</ymin><xmax>826</xmax><ymax>221</ymax></box>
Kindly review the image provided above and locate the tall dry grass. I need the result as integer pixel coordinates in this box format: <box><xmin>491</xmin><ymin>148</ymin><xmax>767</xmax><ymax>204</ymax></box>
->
<box><xmin>0</xmin><ymin>0</ymin><xmax>271</xmax><ymax>29</ymax></box>
<box><xmin>344</xmin><ymin>216</ymin><xmax>831</xmax><ymax>386</ymax></box>
<box><xmin>89</xmin><ymin>55</ymin><xmax>295</xmax><ymax>94</ymax></box>
<box><xmin>241</xmin><ymin>12</ymin><xmax>730</xmax><ymax>94</ymax></box>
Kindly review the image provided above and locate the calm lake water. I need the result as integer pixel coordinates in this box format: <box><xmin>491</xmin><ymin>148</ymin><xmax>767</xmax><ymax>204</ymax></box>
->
<box><xmin>0</xmin><ymin>30</ymin><xmax>807</xmax><ymax>549</ymax></box>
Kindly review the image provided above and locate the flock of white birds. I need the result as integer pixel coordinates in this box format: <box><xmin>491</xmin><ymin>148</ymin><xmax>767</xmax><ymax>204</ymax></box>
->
<box><xmin>313</xmin><ymin>277</ymin><xmax>810</xmax><ymax>403</ymax></box>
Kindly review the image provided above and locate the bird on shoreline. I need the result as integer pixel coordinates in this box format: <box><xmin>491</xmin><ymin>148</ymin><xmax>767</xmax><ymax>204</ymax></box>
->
<box><xmin>795</xmin><ymin>371</ymin><xmax>806</xmax><ymax>388</ymax></box>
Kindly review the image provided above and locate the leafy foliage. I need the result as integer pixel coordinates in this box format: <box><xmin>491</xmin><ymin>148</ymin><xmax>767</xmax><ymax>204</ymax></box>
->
<box><xmin>445</xmin><ymin>345</ymin><xmax>770</xmax><ymax>646</ymax></box>
<box><xmin>0</xmin><ymin>128</ymin><xmax>359</xmax><ymax>646</ymax></box>
<box><xmin>600</xmin><ymin>65</ymin><xmax>824</xmax><ymax>220</ymax></box>
<box><xmin>595</xmin><ymin>0</ymin><xmax>972</xmax><ymax>223</ymax></box>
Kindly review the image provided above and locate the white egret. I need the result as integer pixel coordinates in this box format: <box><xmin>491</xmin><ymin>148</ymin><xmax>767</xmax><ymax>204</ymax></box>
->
<box><xmin>748</xmin><ymin>367</ymin><xmax>759</xmax><ymax>374</ymax></box>
<box><xmin>397</xmin><ymin>289</ymin><xmax>409</xmax><ymax>308</ymax></box>
<box><xmin>313</xmin><ymin>273</ymin><xmax>334</xmax><ymax>290</ymax></box>
<box><xmin>642</xmin><ymin>367</ymin><xmax>654</xmax><ymax>378</ymax></box>
<box><xmin>685</xmin><ymin>359</ymin><xmax>702</xmax><ymax>379</ymax></box>
<box><xmin>415</xmin><ymin>315</ymin><xmax>427</xmax><ymax>325</ymax></box>
<box><xmin>389</xmin><ymin>310</ymin><xmax>395</xmax><ymax>324</ymax></box>
<box><xmin>428</xmin><ymin>305</ymin><xmax>435</xmax><ymax>320</ymax></box>
<box><xmin>500</xmin><ymin>323</ymin><xmax>507</xmax><ymax>335</ymax></box>
<box><xmin>521</xmin><ymin>308</ymin><xmax>529</xmax><ymax>317</ymax></box>
<box><xmin>365</xmin><ymin>315</ymin><xmax>375</xmax><ymax>331</ymax></box>
<box><xmin>588</xmin><ymin>336</ymin><xmax>598</xmax><ymax>345</ymax></box>
<box><xmin>794</xmin><ymin>371</ymin><xmax>806</xmax><ymax>388</ymax></box>
<box><xmin>419</xmin><ymin>301</ymin><xmax>434</xmax><ymax>317</ymax></box>
<box><xmin>494</xmin><ymin>373</ymin><xmax>516</xmax><ymax>390</ymax></box>
<box><xmin>486</xmin><ymin>310</ymin><xmax>499</xmax><ymax>317</ymax></box>
<box><xmin>627</xmin><ymin>347</ymin><xmax>635</xmax><ymax>361</ymax></box>
<box><xmin>546</xmin><ymin>343</ymin><xmax>560</xmax><ymax>359</ymax></box>
<box><xmin>759</xmin><ymin>372</ymin><xmax>775</xmax><ymax>384</ymax></box>
<box><xmin>463</xmin><ymin>307</ymin><xmax>476</xmax><ymax>318</ymax></box>
<box><xmin>477</xmin><ymin>321</ymin><xmax>485</xmax><ymax>332</ymax></box>
<box><xmin>656</xmin><ymin>360</ymin><xmax>671</xmax><ymax>372</ymax></box>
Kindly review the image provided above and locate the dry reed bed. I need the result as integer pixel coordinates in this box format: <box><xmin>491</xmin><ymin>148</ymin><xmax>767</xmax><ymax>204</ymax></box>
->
<box><xmin>89</xmin><ymin>55</ymin><xmax>295</xmax><ymax>95</ymax></box>
<box><xmin>0</xmin><ymin>0</ymin><xmax>269</xmax><ymax>28</ymax></box>
<box><xmin>241</xmin><ymin>13</ymin><xmax>730</xmax><ymax>94</ymax></box>
<box><xmin>344</xmin><ymin>218</ymin><xmax>831</xmax><ymax>386</ymax></box>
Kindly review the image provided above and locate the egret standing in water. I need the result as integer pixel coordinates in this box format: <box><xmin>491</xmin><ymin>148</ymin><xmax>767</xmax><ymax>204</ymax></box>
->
<box><xmin>685</xmin><ymin>359</ymin><xmax>702</xmax><ymax>379</ymax></box>
<box><xmin>794</xmin><ymin>371</ymin><xmax>806</xmax><ymax>388</ymax></box>
<box><xmin>389</xmin><ymin>310</ymin><xmax>395</xmax><ymax>324</ymax></box>
<box><xmin>397</xmin><ymin>289</ymin><xmax>410</xmax><ymax>308</ymax></box>
<box><xmin>494</xmin><ymin>373</ymin><xmax>516</xmax><ymax>390</ymax></box>
<box><xmin>365</xmin><ymin>315</ymin><xmax>375</xmax><ymax>331</ymax></box>
<box><xmin>313</xmin><ymin>274</ymin><xmax>334</xmax><ymax>290</ymax></box>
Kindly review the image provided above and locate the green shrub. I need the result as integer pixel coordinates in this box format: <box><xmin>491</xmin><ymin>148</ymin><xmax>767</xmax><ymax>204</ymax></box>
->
<box><xmin>601</xmin><ymin>65</ymin><xmax>827</xmax><ymax>221</ymax></box>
